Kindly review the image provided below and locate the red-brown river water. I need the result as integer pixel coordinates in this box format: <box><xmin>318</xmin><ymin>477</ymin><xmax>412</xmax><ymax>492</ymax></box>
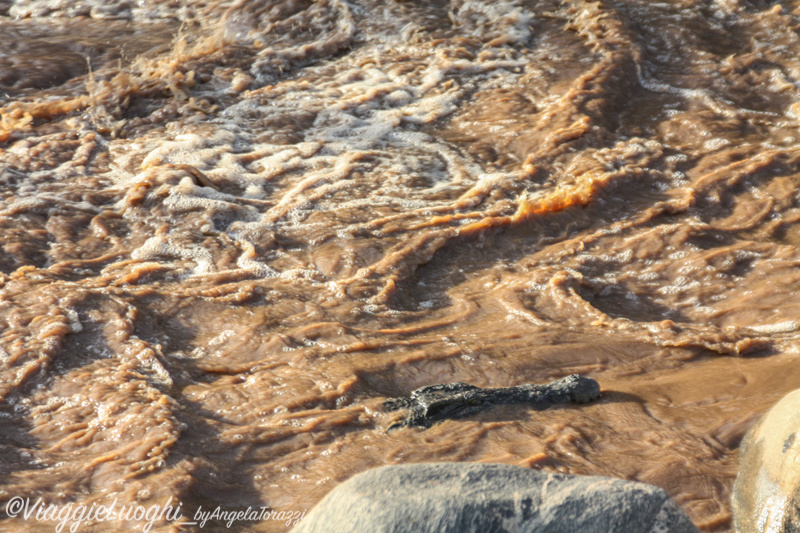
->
<box><xmin>3</xmin><ymin>0</ymin><xmax>800</xmax><ymax>531</ymax></box>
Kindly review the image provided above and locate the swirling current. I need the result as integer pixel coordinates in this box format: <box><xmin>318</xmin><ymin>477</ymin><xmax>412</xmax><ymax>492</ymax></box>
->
<box><xmin>3</xmin><ymin>0</ymin><xmax>800</xmax><ymax>531</ymax></box>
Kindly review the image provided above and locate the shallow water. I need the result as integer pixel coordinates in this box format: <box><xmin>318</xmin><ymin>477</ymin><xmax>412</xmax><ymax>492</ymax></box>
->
<box><xmin>3</xmin><ymin>0</ymin><xmax>800</xmax><ymax>531</ymax></box>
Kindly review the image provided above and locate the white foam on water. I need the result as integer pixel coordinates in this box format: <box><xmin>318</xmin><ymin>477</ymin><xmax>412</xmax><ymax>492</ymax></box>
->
<box><xmin>132</xmin><ymin>235</ymin><xmax>215</xmax><ymax>276</ymax></box>
<box><xmin>67</xmin><ymin>0</ymin><xmax>545</xmax><ymax>282</ymax></box>
<box><xmin>749</xmin><ymin>321</ymin><xmax>799</xmax><ymax>334</ymax></box>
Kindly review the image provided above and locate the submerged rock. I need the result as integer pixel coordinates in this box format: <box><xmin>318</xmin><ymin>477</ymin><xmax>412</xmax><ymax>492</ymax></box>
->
<box><xmin>291</xmin><ymin>462</ymin><xmax>699</xmax><ymax>533</ymax></box>
<box><xmin>733</xmin><ymin>388</ymin><xmax>800</xmax><ymax>532</ymax></box>
<box><xmin>383</xmin><ymin>374</ymin><xmax>601</xmax><ymax>430</ymax></box>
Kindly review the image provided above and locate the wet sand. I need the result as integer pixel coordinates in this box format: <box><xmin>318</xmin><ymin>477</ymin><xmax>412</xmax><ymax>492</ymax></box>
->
<box><xmin>3</xmin><ymin>0</ymin><xmax>800</xmax><ymax>531</ymax></box>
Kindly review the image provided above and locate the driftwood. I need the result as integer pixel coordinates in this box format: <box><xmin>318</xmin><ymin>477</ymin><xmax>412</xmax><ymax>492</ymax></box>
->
<box><xmin>383</xmin><ymin>374</ymin><xmax>601</xmax><ymax>430</ymax></box>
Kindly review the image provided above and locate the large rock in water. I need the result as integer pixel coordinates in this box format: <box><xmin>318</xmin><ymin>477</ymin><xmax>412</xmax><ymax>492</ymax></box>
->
<box><xmin>291</xmin><ymin>462</ymin><xmax>698</xmax><ymax>533</ymax></box>
<box><xmin>733</xmin><ymin>388</ymin><xmax>800</xmax><ymax>532</ymax></box>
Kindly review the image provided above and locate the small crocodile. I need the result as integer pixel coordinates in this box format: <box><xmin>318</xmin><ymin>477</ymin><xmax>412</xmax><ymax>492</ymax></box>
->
<box><xmin>383</xmin><ymin>374</ymin><xmax>601</xmax><ymax>430</ymax></box>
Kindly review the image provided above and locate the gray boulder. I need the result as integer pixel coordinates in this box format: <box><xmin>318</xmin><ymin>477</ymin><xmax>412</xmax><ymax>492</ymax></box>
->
<box><xmin>733</xmin><ymin>388</ymin><xmax>800</xmax><ymax>532</ymax></box>
<box><xmin>291</xmin><ymin>462</ymin><xmax>698</xmax><ymax>533</ymax></box>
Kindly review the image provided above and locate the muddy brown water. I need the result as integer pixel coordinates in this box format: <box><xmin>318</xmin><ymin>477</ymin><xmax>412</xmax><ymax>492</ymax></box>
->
<box><xmin>2</xmin><ymin>0</ymin><xmax>800</xmax><ymax>531</ymax></box>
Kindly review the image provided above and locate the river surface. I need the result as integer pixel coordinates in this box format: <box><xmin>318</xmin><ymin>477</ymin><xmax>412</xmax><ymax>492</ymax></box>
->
<box><xmin>3</xmin><ymin>0</ymin><xmax>800</xmax><ymax>531</ymax></box>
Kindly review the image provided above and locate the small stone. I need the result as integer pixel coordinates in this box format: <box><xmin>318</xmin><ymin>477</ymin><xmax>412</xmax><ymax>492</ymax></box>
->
<box><xmin>291</xmin><ymin>462</ymin><xmax>699</xmax><ymax>533</ymax></box>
